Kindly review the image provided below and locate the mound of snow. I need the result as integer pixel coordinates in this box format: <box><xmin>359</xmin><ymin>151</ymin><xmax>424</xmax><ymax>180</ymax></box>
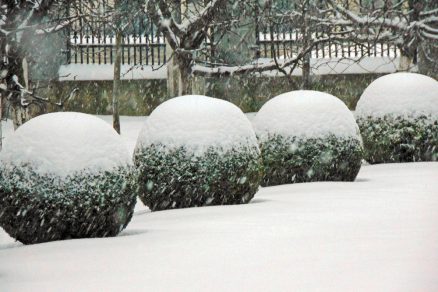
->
<box><xmin>0</xmin><ymin>112</ymin><xmax>136</xmax><ymax>244</ymax></box>
<box><xmin>136</xmin><ymin>95</ymin><xmax>258</xmax><ymax>155</ymax></box>
<box><xmin>254</xmin><ymin>90</ymin><xmax>362</xmax><ymax>186</ymax></box>
<box><xmin>0</xmin><ymin>112</ymin><xmax>131</xmax><ymax>177</ymax></box>
<box><xmin>356</xmin><ymin>72</ymin><xmax>438</xmax><ymax>119</ymax></box>
<box><xmin>356</xmin><ymin>73</ymin><xmax>438</xmax><ymax>164</ymax></box>
<box><xmin>253</xmin><ymin>90</ymin><xmax>359</xmax><ymax>140</ymax></box>
<box><xmin>134</xmin><ymin>95</ymin><xmax>262</xmax><ymax>211</ymax></box>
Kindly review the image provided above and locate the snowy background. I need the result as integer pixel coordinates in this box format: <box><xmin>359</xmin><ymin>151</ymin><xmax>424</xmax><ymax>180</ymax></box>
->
<box><xmin>1</xmin><ymin>116</ymin><xmax>437</xmax><ymax>291</ymax></box>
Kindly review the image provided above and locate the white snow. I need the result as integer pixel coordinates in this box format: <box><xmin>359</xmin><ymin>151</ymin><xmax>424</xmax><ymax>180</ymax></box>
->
<box><xmin>253</xmin><ymin>90</ymin><xmax>360</xmax><ymax>140</ymax></box>
<box><xmin>1</xmin><ymin>115</ymin><xmax>437</xmax><ymax>291</ymax></box>
<box><xmin>195</xmin><ymin>56</ymin><xmax>415</xmax><ymax>77</ymax></box>
<box><xmin>136</xmin><ymin>95</ymin><xmax>258</xmax><ymax>155</ymax></box>
<box><xmin>0</xmin><ymin>162</ymin><xmax>437</xmax><ymax>291</ymax></box>
<box><xmin>0</xmin><ymin>112</ymin><xmax>131</xmax><ymax>177</ymax></box>
<box><xmin>58</xmin><ymin>64</ymin><xmax>167</xmax><ymax>81</ymax></box>
<box><xmin>356</xmin><ymin>72</ymin><xmax>438</xmax><ymax>119</ymax></box>
<box><xmin>1</xmin><ymin>114</ymin><xmax>256</xmax><ymax>157</ymax></box>
<box><xmin>1</xmin><ymin>114</ymin><xmax>260</xmax><ymax>156</ymax></box>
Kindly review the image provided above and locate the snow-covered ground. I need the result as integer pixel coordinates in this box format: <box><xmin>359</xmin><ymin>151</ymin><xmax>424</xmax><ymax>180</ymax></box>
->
<box><xmin>1</xmin><ymin>116</ymin><xmax>437</xmax><ymax>291</ymax></box>
<box><xmin>59</xmin><ymin>64</ymin><xmax>167</xmax><ymax>81</ymax></box>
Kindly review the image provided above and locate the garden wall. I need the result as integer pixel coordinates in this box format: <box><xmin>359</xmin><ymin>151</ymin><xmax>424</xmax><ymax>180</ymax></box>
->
<box><xmin>38</xmin><ymin>73</ymin><xmax>384</xmax><ymax>116</ymax></box>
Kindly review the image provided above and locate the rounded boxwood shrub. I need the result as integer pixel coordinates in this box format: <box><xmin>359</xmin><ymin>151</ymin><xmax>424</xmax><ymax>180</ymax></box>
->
<box><xmin>0</xmin><ymin>112</ymin><xmax>136</xmax><ymax>244</ymax></box>
<box><xmin>133</xmin><ymin>95</ymin><xmax>263</xmax><ymax>211</ymax></box>
<box><xmin>253</xmin><ymin>90</ymin><xmax>363</xmax><ymax>186</ymax></box>
<box><xmin>356</xmin><ymin>73</ymin><xmax>438</xmax><ymax>163</ymax></box>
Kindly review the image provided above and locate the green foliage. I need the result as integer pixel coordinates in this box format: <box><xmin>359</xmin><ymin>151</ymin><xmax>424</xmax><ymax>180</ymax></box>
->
<box><xmin>0</xmin><ymin>166</ymin><xmax>136</xmax><ymax>244</ymax></box>
<box><xmin>133</xmin><ymin>144</ymin><xmax>263</xmax><ymax>211</ymax></box>
<box><xmin>259</xmin><ymin>134</ymin><xmax>363</xmax><ymax>186</ymax></box>
<box><xmin>357</xmin><ymin>115</ymin><xmax>438</xmax><ymax>164</ymax></box>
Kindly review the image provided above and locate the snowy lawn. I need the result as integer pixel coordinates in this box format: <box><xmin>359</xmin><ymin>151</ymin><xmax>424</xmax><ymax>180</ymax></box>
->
<box><xmin>0</xmin><ymin>117</ymin><xmax>437</xmax><ymax>291</ymax></box>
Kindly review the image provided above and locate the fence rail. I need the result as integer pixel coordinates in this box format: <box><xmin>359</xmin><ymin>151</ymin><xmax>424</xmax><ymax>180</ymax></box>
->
<box><xmin>66</xmin><ymin>33</ymin><xmax>167</xmax><ymax>66</ymax></box>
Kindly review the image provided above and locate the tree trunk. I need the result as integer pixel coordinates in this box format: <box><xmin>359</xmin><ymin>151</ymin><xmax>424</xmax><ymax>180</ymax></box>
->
<box><xmin>398</xmin><ymin>54</ymin><xmax>413</xmax><ymax>72</ymax></box>
<box><xmin>167</xmin><ymin>0</ymin><xmax>183</xmax><ymax>98</ymax></box>
<box><xmin>7</xmin><ymin>45</ymin><xmax>30</xmax><ymax>129</ymax></box>
<box><xmin>301</xmin><ymin>5</ymin><xmax>311</xmax><ymax>89</ymax></box>
<box><xmin>178</xmin><ymin>65</ymin><xmax>192</xmax><ymax>96</ymax></box>
<box><xmin>302</xmin><ymin>55</ymin><xmax>311</xmax><ymax>89</ymax></box>
<box><xmin>0</xmin><ymin>94</ymin><xmax>2</xmax><ymax>150</ymax></box>
<box><xmin>398</xmin><ymin>0</ymin><xmax>420</xmax><ymax>72</ymax></box>
<box><xmin>168</xmin><ymin>53</ymin><xmax>193</xmax><ymax>97</ymax></box>
<box><xmin>11</xmin><ymin>105</ymin><xmax>30</xmax><ymax>130</ymax></box>
<box><xmin>167</xmin><ymin>56</ymin><xmax>180</xmax><ymax>98</ymax></box>
<box><xmin>112</xmin><ymin>29</ymin><xmax>122</xmax><ymax>134</ymax></box>
<box><xmin>192</xmin><ymin>75</ymin><xmax>206</xmax><ymax>95</ymax></box>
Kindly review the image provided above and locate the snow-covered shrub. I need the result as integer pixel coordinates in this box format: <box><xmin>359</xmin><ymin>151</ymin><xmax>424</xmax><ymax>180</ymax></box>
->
<box><xmin>356</xmin><ymin>73</ymin><xmax>438</xmax><ymax>163</ymax></box>
<box><xmin>254</xmin><ymin>90</ymin><xmax>363</xmax><ymax>186</ymax></box>
<box><xmin>134</xmin><ymin>95</ymin><xmax>263</xmax><ymax>211</ymax></box>
<box><xmin>0</xmin><ymin>113</ymin><xmax>136</xmax><ymax>244</ymax></box>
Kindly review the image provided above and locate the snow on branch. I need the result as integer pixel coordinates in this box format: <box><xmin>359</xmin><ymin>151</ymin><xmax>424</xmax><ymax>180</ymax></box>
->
<box><xmin>180</xmin><ymin>0</ymin><xmax>227</xmax><ymax>33</ymax></box>
<box><xmin>35</xmin><ymin>16</ymin><xmax>81</xmax><ymax>34</ymax></box>
<box><xmin>193</xmin><ymin>35</ymin><xmax>345</xmax><ymax>77</ymax></box>
<box><xmin>328</xmin><ymin>0</ymin><xmax>438</xmax><ymax>39</ymax></box>
<box><xmin>327</xmin><ymin>0</ymin><xmax>408</xmax><ymax>31</ymax></box>
<box><xmin>146</xmin><ymin>1</ymin><xmax>180</xmax><ymax>49</ymax></box>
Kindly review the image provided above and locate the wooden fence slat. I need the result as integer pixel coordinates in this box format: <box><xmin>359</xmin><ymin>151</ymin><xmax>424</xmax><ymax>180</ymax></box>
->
<box><xmin>67</xmin><ymin>14</ymin><xmax>166</xmax><ymax>66</ymax></box>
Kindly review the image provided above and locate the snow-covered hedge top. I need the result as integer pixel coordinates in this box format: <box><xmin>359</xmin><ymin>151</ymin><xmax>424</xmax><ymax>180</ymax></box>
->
<box><xmin>136</xmin><ymin>95</ymin><xmax>258</xmax><ymax>155</ymax></box>
<box><xmin>0</xmin><ymin>112</ymin><xmax>131</xmax><ymax>177</ymax></box>
<box><xmin>356</xmin><ymin>73</ymin><xmax>438</xmax><ymax>119</ymax></box>
<box><xmin>253</xmin><ymin>90</ymin><xmax>359</xmax><ymax>140</ymax></box>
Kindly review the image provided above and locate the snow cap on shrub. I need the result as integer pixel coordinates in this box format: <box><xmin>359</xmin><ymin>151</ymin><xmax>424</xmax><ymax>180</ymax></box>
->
<box><xmin>0</xmin><ymin>112</ymin><xmax>136</xmax><ymax>244</ymax></box>
<box><xmin>136</xmin><ymin>95</ymin><xmax>259</xmax><ymax>154</ymax></box>
<box><xmin>356</xmin><ymin>72</ymin><xmax>438</xmax><ymax>120</ymax></box>
<box><xmin>1</xmin><ymin>112</ymin><xmax>131</xmax><ymax>176</ymax></box>
<box><xmin>134</xmin><ymin>95</ymin><xmax>263</xmax><ymax>211</ymax></box>
<box><xmin>356</xmin><ymin>73</ymin><xmax>438</xmax><ymax>163</ymax></box>
<box><xmin>254</xmin><ymin>90</ymin><xmax>360</xmax><ymax>140</ymax></box>
<box><xmin>254</xmin><ymin>90</ymin><xmax>363</xmax><ymax>186</ymax></box>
